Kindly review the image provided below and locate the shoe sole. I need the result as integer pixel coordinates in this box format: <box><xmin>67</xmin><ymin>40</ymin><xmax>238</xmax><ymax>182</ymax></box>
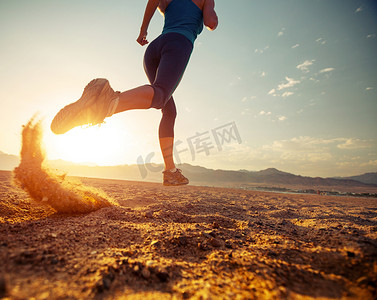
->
<box><xmin>50</xmin><ymin>78</ymin><xmax>109</xmax><ymax>134</ymax></box>
<box><xmin>163</xmin><ymin>181</ymin><xmax>189</xmax><ymax>186</ymax></box>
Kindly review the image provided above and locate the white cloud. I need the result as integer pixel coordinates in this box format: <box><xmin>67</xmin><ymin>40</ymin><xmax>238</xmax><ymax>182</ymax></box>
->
<box><xmin>262</xmin><ymin>136</ymin><xmax>336</xmax><ymax>163</ymax></box>
<box><xmin>241</xmin><ymin>96</ymin><xmax>256</xmax><ymax>102</ymax></box>
<box><xmin>282</xmin><ymin>92</ymin><xmax>294</xmax><ymax>98</ymax></box>
<box><xmin>292</xmin><ymin>44</ymin><xmax>300</xmax><ymax>49</ymax></box>
<box><xmin>254</xmin><ymin>46</ymin><xmax>270</xmax><ymax>54</ymax></box>
<box><xmin>296</xmin><ymin>60</ymin><xmax>315</xmax><ymax>73</ymax></box>
<box><xmin>259</xmin><ymin>110</ymin><xmax>271</xmax><ymax>116</ymax></box>
<box><xmin>268</xmin><ymin>76</ymin><xmax>300</xmax><ymax>98</ymax></box>
<box><xmin>278</xmin><ymin>115</ymin><xmax>287</xmax><ymax>121</ymax></box>
<box><xmin>367</xmin><ymin>34</ymin><xmax>376</xmax><ymax>39</ymax></box>
<box><xmin>316</xmin><ymin>38</ymin><xmax>327</xmax><ymax>45</ymax></box>
<box><xmin>355</xmin><ymin>6</ymin><xmax>363</xmax><ymax>13</ymax></box>
<box><xmin>268</xmin><ymin>136</ymin><xmax>336</xmax><ymax>151</ymax></box>
<box><xmin>365</xmin><ymin>87</ymin><xmax>374</xmax><ymax>91</ymax></box>
<box><xmin>260</xmin><ymin>71</ymin><xmax>266</xmax><ymax>77</ymax></box>
<box><xmin>277</xmin><ymin>27</ymin><xmax>285</xmax><ymax>37</ymax></box>
<box><xmin>319</xmin><ymin>68</ymin><xmax>335</xmax><ymax>73</ymax></box>
<box><xmin>361</xmin><ymin>160</ymin><xmax>377</xmax><ymax>167</ymax></box>
<box><xmin>337</xmin><ymin>138</ymin><xmax>376</xmax><ymax>150</ymax></box>
<box><xmin>278</xmin><ymin>77</ymin><xmax>300</xmax><ymax>90</ymax></box>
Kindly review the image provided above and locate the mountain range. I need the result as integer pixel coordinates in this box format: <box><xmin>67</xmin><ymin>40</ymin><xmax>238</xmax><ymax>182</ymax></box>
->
<box><xmin>1</xmin><ymin>150</ymin><xmax>377</xmax><ymax>192</ymax></box>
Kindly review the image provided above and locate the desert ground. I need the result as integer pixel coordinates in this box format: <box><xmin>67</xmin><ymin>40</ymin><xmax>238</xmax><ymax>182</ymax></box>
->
<box><xmin>0</xmin><ymin>170</ymin><xmax>376</xmax><ymax>299</ymax></box>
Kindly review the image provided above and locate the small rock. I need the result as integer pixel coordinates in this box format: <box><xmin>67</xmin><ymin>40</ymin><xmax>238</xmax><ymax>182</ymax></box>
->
<box><xmin>51</xmin><ymin>233</ymin><xmax>57</xmax><ymax>238</ymax></box>
<box><xmin>198</xmin><ymin>242</ymin><xmax>209</xmax><ymax>251</ymax></box>
<box><xmin>141</xmin><ymin>267</ymin><xmax>151</xmax><ymax>279</ymax></box>
<box><xmin>91</xmin><ymin>251</ymin><xmax>97</xmax><ymax>255</ymax></box>
<box><xmin>42</xmin><ymin>196</ymin><xmax>48</xmax><ymax>202</ymax></box>
<box><xmin>150</xmin><ymin>240</ymin><xmax>161</xmax><ymax>247</ymax></box>
<box><xmin>121</xmin><ymin>250</ymin><xmax>134</xmax><ymax>257</ymax></box>
<box><xmin>209</xmin><ymin>238</ymin><xmax>222</xmax><ymax>248</ymax></box>
<box><xmin>144</xmin><ymin>211</ymin><xmax>154</xmax><ymax>218</ymax></box>
<box><xmin>347</xmin><ymin>251</ymin><xmax>355</xmax><ymax>258</ymax></box>
<box><xmin>212</xmin><ymin>222</ymin><xmax>220</xmax><ymax>229</ymax></box>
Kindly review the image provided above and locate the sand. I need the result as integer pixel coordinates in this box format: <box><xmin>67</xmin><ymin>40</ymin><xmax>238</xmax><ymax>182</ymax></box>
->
<box><xmin>13</xmin><ymin>118</ymin><xmax>113</xmax><ymax>214</ymax></box>
<box><xmin>0</xmin><ymin>170</ymin><xmax>376</xmax><ymax>299</ymax></box>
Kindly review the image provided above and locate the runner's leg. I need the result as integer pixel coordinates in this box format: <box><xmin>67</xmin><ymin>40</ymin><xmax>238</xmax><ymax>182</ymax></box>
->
<box><xmin>147</xmin><ymin>34</ymin><xmax>192</xmax><ymax>171</ymax></box>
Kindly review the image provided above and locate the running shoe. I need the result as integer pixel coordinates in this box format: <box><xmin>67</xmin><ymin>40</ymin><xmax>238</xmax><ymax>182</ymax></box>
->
<box><xmin>163</xmin><ymin>168</ymin><xmax>189</xmax><ymax>186</ymax></box>
<box><xmin>50</xmin><ymin>78</ymin><xmax>119</xmax><ymax>134</ymax></box>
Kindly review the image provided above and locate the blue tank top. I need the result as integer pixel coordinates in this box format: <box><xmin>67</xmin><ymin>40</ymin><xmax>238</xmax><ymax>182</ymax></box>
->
<box><xmin>161</xmin><ymin>0</ymin><xmax>204</xmax><ymax>44</ymax></box>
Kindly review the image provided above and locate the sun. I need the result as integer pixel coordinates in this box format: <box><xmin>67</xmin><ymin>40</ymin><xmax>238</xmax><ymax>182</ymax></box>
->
<box><xmin>44</xmin><ymin>119</ymin><xmax>131</xmax><ymax>166</ymax></box>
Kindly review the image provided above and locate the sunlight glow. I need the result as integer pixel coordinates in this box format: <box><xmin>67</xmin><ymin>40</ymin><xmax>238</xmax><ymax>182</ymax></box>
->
<box><xmin>44</xmin><ymin>119</ymin><xmax>131</xmax><ymax>166</ymax></box>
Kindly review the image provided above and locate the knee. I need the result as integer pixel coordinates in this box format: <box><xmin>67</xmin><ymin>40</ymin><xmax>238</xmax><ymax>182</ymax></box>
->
<box><xmin>150</xmin><ymin>85</ymin><xmax>170</xmax><ymax>109</ymax></box>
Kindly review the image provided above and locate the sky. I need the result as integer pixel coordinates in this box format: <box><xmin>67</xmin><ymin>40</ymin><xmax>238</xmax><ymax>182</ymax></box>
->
<box><xmin>0</xmin><ymin>0</ymin><xmax>376</xmax><ymax>177</ymax></box>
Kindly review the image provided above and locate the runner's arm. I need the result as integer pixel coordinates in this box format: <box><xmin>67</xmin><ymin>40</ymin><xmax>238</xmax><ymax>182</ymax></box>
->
<box><xmin>203</xmin><ymin>0</ymin><xmax>218</xmax><ymax>31</ymax></box>
<box><xmin>137</xmin><ymin>0</ymin><xmax>159</xmax><ymax>46</ymax></box>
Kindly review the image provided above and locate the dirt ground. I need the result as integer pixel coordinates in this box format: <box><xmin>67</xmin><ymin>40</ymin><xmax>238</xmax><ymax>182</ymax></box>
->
<box><xmin>0</xmin><ymin>170</ymin><xmax>376</xmax><ymax>299</ymax></box>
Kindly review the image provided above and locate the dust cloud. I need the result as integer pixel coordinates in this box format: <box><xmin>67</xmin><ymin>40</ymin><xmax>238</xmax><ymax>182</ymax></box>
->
<box><xmin>13</xmin><ymin>118</ymin><xmax>113</xmax><ymax>213</ymax></box>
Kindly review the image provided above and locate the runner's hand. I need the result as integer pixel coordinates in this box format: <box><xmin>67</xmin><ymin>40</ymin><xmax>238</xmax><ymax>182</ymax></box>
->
<box><xmin>137</xmin><ymin>31</ymin><xmax>149</xmax><ymax>46</ymax></box>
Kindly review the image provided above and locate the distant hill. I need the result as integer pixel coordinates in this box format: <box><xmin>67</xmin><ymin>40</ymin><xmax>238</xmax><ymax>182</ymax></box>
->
<box><xmin>334</xmin><ymin>173</ymin><xmax>377</xmax><ymax>185</ymax></box>
<box><xmin>1</xmin><ymin>150</ymin><xmax>376</xmax><ymax>193</ymax></box>
<box><xmin>178</xmin><ymin>165</ymin><xmax>377</xmax><ymax>191</ymax></box>
<box><xmin>0</xmin><ymin>151</ymin><xmax>19</xmax><ymax>170</ymax></box>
